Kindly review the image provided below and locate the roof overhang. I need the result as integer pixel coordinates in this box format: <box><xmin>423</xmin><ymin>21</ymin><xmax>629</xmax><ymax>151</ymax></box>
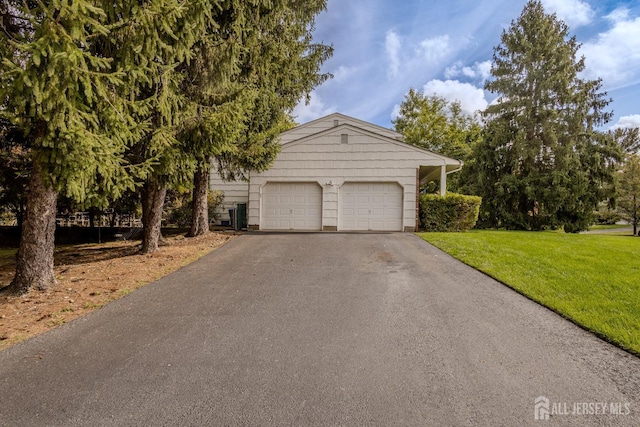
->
<box><xmin>419</xmin><ymin>163</ymin><xmax>464</xmax><ymax>185</ymax></box>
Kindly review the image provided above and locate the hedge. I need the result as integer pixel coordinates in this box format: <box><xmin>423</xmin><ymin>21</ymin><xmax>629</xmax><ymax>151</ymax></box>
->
<box><xmin>419</xmin><ymin>193</ymin><xmax>482</xmax><ymax>232</ymax></box>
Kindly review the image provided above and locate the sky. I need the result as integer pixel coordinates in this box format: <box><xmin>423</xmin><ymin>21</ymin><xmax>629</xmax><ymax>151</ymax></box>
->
<box><xmin>293</xmin><ymin>0</ymin><xmax>640</xmax><ymax>131</ymax></box>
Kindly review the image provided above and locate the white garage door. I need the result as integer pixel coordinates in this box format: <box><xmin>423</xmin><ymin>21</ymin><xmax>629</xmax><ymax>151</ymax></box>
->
<box><xmin>339</xmin><ymin>182</ymin><xmax>403</xmax><ymax>231</ymax></box>
<box><xmin>262</xmin><ymin>182</ymin><xmax>322</xmax><ymax>230</ymax></box>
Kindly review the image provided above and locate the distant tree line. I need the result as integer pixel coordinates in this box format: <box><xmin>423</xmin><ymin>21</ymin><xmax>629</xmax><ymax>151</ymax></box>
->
<box><xmin>394</xmin><ymin>0</ymin><xmax>639</xmax><ymax>234</ymax></box>
<box><xmin>0</xmin><ymin>0</ymin><xmax>332</xmax><ymax>294</ymax></box>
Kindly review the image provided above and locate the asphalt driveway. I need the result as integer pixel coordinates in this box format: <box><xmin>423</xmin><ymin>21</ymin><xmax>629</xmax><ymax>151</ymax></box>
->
<box><xmin>1</xmin><ymin>233</ymin><xmax>639</xmax><ymax>426</ymax></box>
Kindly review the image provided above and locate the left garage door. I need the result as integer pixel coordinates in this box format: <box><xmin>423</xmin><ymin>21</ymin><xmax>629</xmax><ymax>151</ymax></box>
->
<box><xmin>262</xmin><ymin>182</ymin><xmax>322</xmax><ymax>230</ymax></box>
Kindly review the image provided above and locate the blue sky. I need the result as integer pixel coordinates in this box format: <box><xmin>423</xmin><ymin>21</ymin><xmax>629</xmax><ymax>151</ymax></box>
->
<box><xmin>293</xmin><ymin>0</ymin><xmax>640</xmax><ymax>131</ymax></box>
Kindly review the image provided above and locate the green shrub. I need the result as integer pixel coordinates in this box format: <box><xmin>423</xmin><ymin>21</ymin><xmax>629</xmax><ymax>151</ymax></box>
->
<box><xmin>419</xmin><ymin>193</ymin><xmax>482</xmax><ymax>232</ymax></box>
<box><xmin>165</xmin><ymin>190</ymin><xmax>224</xmax><ymax>227</ymax></box>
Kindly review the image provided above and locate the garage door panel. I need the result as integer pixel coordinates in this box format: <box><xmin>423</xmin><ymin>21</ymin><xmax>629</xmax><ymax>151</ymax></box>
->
<box><xmin>387</xmin><ymin>194</ymin><xmax>403</xmax><ymax>204</ymax></box>
<box><xmin>369</xmin><ymin>219</ymin><xmax>386</xmax><ymax>229</ymax></box>
<box><xmin>356</xmin><ymin>219</ymin><xmax>369</xmax><ymax>229</ymax></box>
<box><xmin>371</xmin><ymin>195</ymin><xmax>385</xmax><ymax>205</ymax></box>
<box><xmin>342</xmin><ymin>195</ymin><xmax>355</xmax><ymax>204</ymax></box>
<box><xmin>262</xmin><ymin>182</ymin><xmax>322</xmax><ymax>230</ymax></box>
<box><xmin>339</xmin><ymin>182</ymin><xmax>403</xmax><ymax>231</ymax></box>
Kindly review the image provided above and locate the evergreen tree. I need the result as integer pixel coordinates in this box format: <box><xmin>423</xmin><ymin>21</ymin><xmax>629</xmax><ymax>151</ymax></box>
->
<box><xmin>183</xmin><ymin>0</ymin><xmax>332</xmax><ymax>236</ymax></box>
<box><xmin>610</xmin><ymin>127</ymin><xmax>640</xmax><ymax>154</ymax></box>
<box><xmin>0</xmin><ymin>118</ymin><xmax>29</xmax><ymax>228</ymax></box>
<box><xmin>476</xmin><ymin>0</ymin><xmax>620</xmax><ymax>231</ymax></box>
<box><xmin>95</xmin><ymin>0</ymin><xmax>216</xmax><ymax>253</ymax></box>
<box><xmin>1</xmin><ymin>1</ymin><xmax>138</xmax><ymax>293</ymax></box>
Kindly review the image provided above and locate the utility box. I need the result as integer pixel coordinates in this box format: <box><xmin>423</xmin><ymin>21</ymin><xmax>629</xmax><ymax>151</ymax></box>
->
<box><xmin>235</xmin><ymin>203</ymin><xmax>247</xmax><ymax>231</ymax></box>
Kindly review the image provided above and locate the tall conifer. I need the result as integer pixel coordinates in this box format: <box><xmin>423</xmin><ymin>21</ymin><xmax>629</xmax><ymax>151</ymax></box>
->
<box><xmin>476</xmin><ymin>0</ymin><xmax>620</xmax><ymax>231</ymax></box>
<box><xmin>1</xmin><ymin>1</ymin><xmax>138</xmax><ymax>293</ymax></box>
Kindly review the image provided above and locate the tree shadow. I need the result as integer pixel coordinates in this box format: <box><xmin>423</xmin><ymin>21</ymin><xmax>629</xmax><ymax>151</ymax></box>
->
<box><xmin>53</xmin><ymin>243</ymin><xmax>141</xmax><ymax>267</ymax></box>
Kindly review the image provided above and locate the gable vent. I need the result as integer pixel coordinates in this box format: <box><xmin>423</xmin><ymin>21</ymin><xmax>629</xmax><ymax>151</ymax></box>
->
<box><xmin>333</xmin><ymin>119</ymin><xmax>339</xmax><ymax>127</ymax></box>
<box><xmin>341</xmin><ymin>134</ymin><xmax>348</xmax><ymax>144</ymax></box>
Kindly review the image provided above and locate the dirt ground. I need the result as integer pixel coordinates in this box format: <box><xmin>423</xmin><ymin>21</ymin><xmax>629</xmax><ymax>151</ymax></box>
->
<box><xmin>0</xmin><ymin>232</ymin><xmax>235</xmax><ymax>351</ymax></box>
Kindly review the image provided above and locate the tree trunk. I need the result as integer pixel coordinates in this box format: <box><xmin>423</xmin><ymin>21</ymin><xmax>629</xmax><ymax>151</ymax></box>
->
<box><xmin>188</xmin><ymin>163</ymin><xmax>210</xmax><ymax>237</ymax></box>
<box><xmin>88</xmin><ymin>207</ymin><xmax>96</xmax><ymax>228</ymax></box>
<box><xmin>16</xmin><ymin>201</ymin><xmax>25</xmax><ymax>229</ymax></box>
<box><xmin>110</xmin><ymin>210</ymin><xmax>117</xmax><ymax>228</ymax></box>
<box><xmin>7</xmin><ymin>162</ymin><xmax>58</xmax><ymax>294</ymax></box>
<box><xmin>141</xmin><ymin>178</ymin><xmax>167</xmax><ymax>254</ymax></box>
<box><xmin>634</xmin><ymin>195</ymin><xmax>638</xmax><ymax>237</ymax></box>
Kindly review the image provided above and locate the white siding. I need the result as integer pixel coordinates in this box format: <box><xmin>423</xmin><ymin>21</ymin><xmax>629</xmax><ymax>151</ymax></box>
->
<box><xmin>209</xmin><ymin>167</ymin><xmax>249</xmax><ymax>224</ymax></box>
<box><xmin>248</xmin><ymin>126</ymin><xmax>447</xmax><ymax>231</ymax></box>
<box><xmin>279</xmin><ymin>113</ymin><xmax>403</xmax><ymax>145</ymax></box>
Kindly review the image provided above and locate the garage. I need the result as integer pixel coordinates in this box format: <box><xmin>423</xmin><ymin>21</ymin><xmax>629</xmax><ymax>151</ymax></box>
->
<box><xmin>212</xmin><ymin>113</ymin><xmax>464</xmax><ymax>231</ymax></box>
<box><xmin>261</xmin><ymin>182</ymin><xmax>323</xmax><ymax>230</ymax></box>
<box><xmin>339</xmin><ymin>182</ymin><xmax>403</xmax><ymax>231</ymax></box>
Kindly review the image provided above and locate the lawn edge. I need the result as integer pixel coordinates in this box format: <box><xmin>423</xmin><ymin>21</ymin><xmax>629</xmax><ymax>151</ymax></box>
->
<box><xmin>417</xmin><ymin>233</ymin><xmax>640</xmax><ymax>359</ymax></box>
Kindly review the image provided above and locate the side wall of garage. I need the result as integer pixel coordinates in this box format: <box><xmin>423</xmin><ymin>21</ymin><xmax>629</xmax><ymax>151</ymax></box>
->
<box><xmin>209</xmin><ymin>165</ymin><xmax>249</xmax><ymax>225</ymax></box>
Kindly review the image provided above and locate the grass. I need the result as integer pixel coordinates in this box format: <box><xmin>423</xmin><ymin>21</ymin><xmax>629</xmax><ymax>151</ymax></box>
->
<box><xmin>418</xmin><ymin>230</ymin><xmax>640</xmax><ymax>355</ymax></box>
<box><xmin>0</xmin><ymin>248</ymin><xmax>17</xmax><ymax>270</ymax></box>
<box><xmin>0</xmin><ymin>248</ymin><xmax>17</xmax><ymax>258</ymax></box>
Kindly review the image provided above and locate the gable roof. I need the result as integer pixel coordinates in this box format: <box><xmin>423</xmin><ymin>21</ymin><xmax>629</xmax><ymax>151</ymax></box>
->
<box><xmin>278</xmin><ymin>113</ymin><xmax>463</xmax><ymax>183</ymax></box>
<box><xmin>280</xmin><ymin>112</ymin><xmax>404</xmax><ymax>144</ymax></box>
<box><xmin>281</xmin><ymin>122</ymin><xmax>461</xmax><ymax>167</ymax></box>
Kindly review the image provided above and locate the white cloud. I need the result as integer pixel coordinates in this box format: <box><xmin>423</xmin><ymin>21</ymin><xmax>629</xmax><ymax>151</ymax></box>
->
<box><xmin>390</xmin><ymin>104</ymin><xmax>401</xmax><ymax>122</ymax></box>
<box><xmin>541</xmin><ymin>0</ymin><xmax>594</xmax><ymax>28</ymax></box>
<box><xmin>333</xmin><ymin>65</ymin><xmax>357</xmax><ymax>83</ymax></box>
<box><xmin>611</xmin><ymin>115</ymin><xmax>640</xmax><ymax>130</ymax></box>
<box><xmin>581</xmin><ymin>12</ymin><xmax>640</xmax><ymax>89</ymax></box>
<box><xmin>292</xmin><ymin>91</ymin><xmax>336</xmax><ymax>124</ymax></box>
<box><xmin>605</xmin><ymin>7</ymin><xmax>629</xmax><ymax>23</ymax></box>
<box><xmin>422</xmin><ymin>79</ymin><xmax>488</xmax><ymax>115</ymax></box>
<box><xmin>417</xmin><ymin>35</ymin><xmax>452</xmax><ymax>64</ymax></box>
<box><xmin>445</xmin><ymin>60</ymin><xmax>492</xmax><ymax>81</ymax></box>
<box><xmin>385</xmin><ymin>30</ymin><xmax>402</xmax><ymax>78</ymax></box>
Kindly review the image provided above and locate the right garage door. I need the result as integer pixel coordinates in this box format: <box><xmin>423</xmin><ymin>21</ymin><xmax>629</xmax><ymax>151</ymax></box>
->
<box><xmin>339</xmin><ymin>182</ymin><xmax>403</xmax><ymax>231</ymax></box>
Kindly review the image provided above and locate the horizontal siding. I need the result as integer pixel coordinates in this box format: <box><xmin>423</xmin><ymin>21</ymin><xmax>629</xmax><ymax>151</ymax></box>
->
<box><xmin>210</xmin><ymin>168</ymin><xmax>249</xmax><ymax>224</ymax></box>
<box><xmin>279</xmin><ymin>116</ymin><xmax>402</xmax><ymax>145</ymax></box>
<box><xmin>276</xmin><ymin>151</ymin><xmax>438</xmax><ymax>162</ymax></box>
<box><xmin>256</xmin><ymin>168</ymin><xmax>422</xmax><ymax>178</ymax></box>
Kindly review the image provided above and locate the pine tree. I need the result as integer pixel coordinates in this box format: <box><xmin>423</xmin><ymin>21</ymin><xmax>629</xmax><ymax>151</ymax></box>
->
<box><xmin>95</xmin><ymin>0</ymin><xmax>216</xmax><ymax>253</ymax></box>
<box><xmin>183</xmin><ymin>0</ymin><xmax>332</xmax><ymax>236</ymax></box>
<box><xmin>1</xmin><ymin>1</ymin><xmax>138</xmax><ymax>294</ymax></box>
<box><xmin>476</xmin><ymin>0</ymin><xmax>620</xmax><ymax>231</ymax></box>
<box><xmin>610</xmin><ymin>127</ymin><xmax>640</xmax><ymax>155</ymax></box>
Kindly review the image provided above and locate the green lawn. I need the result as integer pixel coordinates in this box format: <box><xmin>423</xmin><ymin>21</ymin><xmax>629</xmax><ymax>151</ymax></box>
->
<box><xmin>418</xmin><ymin>230</ymin><xmax>640</xmax><ymax>355</ymax></box>
<box><xmin>589</xmin><ymin>224</ymin><xmax>633</xmax><ymax>231</ymax></box>
<box><xmin>0</xmin><ymin>248</ymin><xmax>17</xmax><ymax>269</ymax></box>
